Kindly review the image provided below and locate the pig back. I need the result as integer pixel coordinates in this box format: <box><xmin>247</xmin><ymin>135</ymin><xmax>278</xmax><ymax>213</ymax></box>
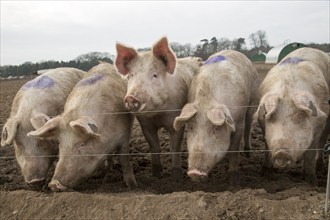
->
<box><xmin>189</xmin><ymin>50</ymin><xmax>259</xmax><ymax>107</ymax></box>
<box><xmin>11</xmin><ymin>67</ymin><xmax>86</xmax><ymax>122</ymax></box>
<box><xmin>282</xmin><ymin>47</ymin><xmax>330</xmax><ymax>88</ymax></box>
<box><xmin>63</xmin><ymin>63</ymin><xmax>130</xmax><ymax>139</ymax></box>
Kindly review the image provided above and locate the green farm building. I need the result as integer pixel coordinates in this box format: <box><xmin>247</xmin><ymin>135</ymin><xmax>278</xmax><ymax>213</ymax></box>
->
<box><xmin>250</xmin><ymin>50</ymin><xmax>267</xmax><ymax>62</ymax></box>
<box><xmin>265</xmin><ymin>42</ymin><xmax>305</xmax><ymax>64</ymax></box>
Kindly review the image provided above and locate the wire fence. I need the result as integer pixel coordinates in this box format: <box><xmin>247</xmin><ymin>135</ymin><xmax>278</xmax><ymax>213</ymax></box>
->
<box><xmin>0</xmin><ymin>148</ymin><xmax>326</xmax><ymax>160</ymax></box>
<box><xmin>0</xmin><ymin>102</ymin><xmax>329</xmax><ymax>159</ymax></box>
<box><xmin>0</xmin><ymin>101</ymin><xmax>329</xmax><ymax>120</ymax></box>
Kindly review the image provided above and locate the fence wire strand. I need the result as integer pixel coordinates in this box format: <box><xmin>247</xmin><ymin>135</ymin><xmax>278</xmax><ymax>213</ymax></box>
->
<box><xmin>0</xmin><ymin>93</ymin><xmax>329</xmax><ymax>160</ymax></box>
<box><xmin>0</xmin><ymin>148</ymin><xmax>324</xmax><ymax>160</ymax></box>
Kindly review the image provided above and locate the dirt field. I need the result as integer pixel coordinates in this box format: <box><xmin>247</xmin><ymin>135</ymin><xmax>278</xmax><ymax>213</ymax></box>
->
<box><xmin>1</xmin><ymin>64</ymin><xmax>329</xmax><ymax>219</ymax></box>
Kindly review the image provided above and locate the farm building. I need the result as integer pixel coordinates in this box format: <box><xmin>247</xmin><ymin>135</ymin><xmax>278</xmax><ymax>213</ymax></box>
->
<box><xmin>250</xmin><ymin>50</ymin><xmax>267</xmax><ymax>62</ymax></box>
<box><xmin>265</xmin><ymin>42</ymin><xmax>305</xmax><ymax>64</ymax></box>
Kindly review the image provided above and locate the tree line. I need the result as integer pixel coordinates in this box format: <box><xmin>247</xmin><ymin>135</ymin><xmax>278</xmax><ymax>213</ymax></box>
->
<box><xmin>0</xmin><ymin>52</ymin><xmax>113</xmax><ymax>77</ymax></box>
<box><xmin>1</xmin><ymin>30</ymin><xmax>329</xmax><ymax>77</ymax></box>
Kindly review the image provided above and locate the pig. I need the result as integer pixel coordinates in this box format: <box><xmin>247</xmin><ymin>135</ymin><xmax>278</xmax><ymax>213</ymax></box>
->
<box><xmin>115</xmin><ymin>37</ymin><xmax>201</xmax><ymax>181</ymax></box>
<box><xmin>28</xmin><ymin>62</ymin><xmax>137</xmax><ymax>191</ymax></box>
<box><xmin>173</xmin><ymin>50</ymin><xmax>259</xmax><ymax>184</ymax></box>
<box><xmin>255</xmin><ymin>47</ymin><xmax>330</xmax><ymax>185</ymax></box>
<box><xmin>1</xmin><ymin>68</ymin><xmax>86</xmax><ymax>190</ymax></box>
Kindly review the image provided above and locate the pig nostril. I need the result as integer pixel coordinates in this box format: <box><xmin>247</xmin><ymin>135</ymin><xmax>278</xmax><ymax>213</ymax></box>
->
<box><xmin>124</xmin><ymin>95</ymin><xmax>141</xmax><ymax>111</ymax></box>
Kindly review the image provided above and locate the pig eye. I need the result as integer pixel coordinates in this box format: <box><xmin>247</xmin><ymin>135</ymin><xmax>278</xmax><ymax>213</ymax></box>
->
<box><xmin>153</xmin><ymin>74</ymin><xmax>157</xmax><ymax>78</ymax></box>
<box><xmin>77</xmin><ymin>142</ymin><xmax>86</xmax><ymax>150</ymax></box>
<box><xmin>212</xmin><ymin>125</ymin><xmax>220</xmax><ymax>134</ymax></box>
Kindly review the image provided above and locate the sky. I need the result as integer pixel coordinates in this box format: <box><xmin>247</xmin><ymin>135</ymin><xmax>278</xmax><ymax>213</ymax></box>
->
<box><xmin>0</xmin><ymin>0</ymin><xmax>329</xmax><ymax>66</ymax></box>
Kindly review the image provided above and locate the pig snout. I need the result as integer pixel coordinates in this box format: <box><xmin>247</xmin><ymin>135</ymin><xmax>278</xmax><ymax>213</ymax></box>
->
<box><xmin>48</xmin><ymin>179</ymin><xmax>68</xmax><ymax>192</ymax></box>
<box><xmin>124</xmin><ymin>95</ymin><xmax>141</xmax><ymax>112</ymax></box>
<box><xmin>272</xmin><ymin>150</ymin><xmax>294</xmax><ymax>168</ymax></box>
<box><xmin>187</xmin><ymin>169</ymin><xmax>208</xmax><ymax>183</ymax></box>
<box><xmin>26</xmin><ymin>178</ymin><xmax>46</xmax><ymax>190</ymax></box>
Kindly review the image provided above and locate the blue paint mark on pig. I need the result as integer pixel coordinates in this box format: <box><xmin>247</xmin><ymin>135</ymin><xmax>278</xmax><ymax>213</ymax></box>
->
<box><xmin>78</xmin><ymin>73</ymin><xmax>104</xmax><ymax>86</ymax></box>
<box><xmin>22</xmin><ymin>75</ymin><xmax>54</xmax><ymax>90</ymax></box>
<box><xmin>203</xmin><ymin>55</ymin><xmax>226</xmax><ymax>65</ymax></box>
<box><xmin>280</xmin><ymin>57</ymin><xmax>305</xmax><ymax>65</ymax></box>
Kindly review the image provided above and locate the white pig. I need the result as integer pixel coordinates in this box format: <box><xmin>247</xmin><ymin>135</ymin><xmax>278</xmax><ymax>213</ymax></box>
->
<box><xmin>255</xmin><ymin>47</ymin><xmax>330</xmax><ymax>185</ymax></box>
<box><xmin>115</xmin><ymin>37</ymin><xmax>201</xmax><ymax>181</ymax></box>
<box><xmin>173</xmin><ymin>50</ymin><xmax>259</xmax><ymax>184</ymax></box>
<box><xmin>1</xmin><ymin>68</ymin><xmax>86</xmax><ymax>190</ymax></box>
<box><xmin>28</xmin><ymin>62</ymin><xmax>137</xmax><ymax>191</ymax></box>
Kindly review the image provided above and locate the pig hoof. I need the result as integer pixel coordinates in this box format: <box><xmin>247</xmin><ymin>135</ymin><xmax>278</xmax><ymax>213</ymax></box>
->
<box><xmin>304</xmin><ymin>173</ymin><xmax>318</xmax><ymax>186</ymax></box>
<box><xmin>125</xmin><ymin>177</ymin><xmax>138</xmax><ymax>189</ymax></box>
<box><xmin>229</xmin><ymin>171</ymin><xmax>240</xmax><ymax>186</ymax></box>
<box><xmin>316</xmin><ymin>159</ymin><xmax>325</xmax><ymax>174</ymax></box>
<box><xmin>152</xmin><ymin>164</ymin><xmax>162</xmax><ymax>178</ymax></box>
<box><xmin>243</xmin><ymin>146</ymin><xmax>251</xmax><ymax>158</ymax></box>
<box><xmin>26</xmin><ymin>179</ymin><xmax>46</xmax><ymax>191</ymax></box>
<box><xmin>261</xmin><ymin>166</ymin><xmax>276</xmax><ymax>180</ymax></box>
<box><xmin>172</xmin><ymin>168</ymin><xmax>183</xmax><ymax>182</ymax></box>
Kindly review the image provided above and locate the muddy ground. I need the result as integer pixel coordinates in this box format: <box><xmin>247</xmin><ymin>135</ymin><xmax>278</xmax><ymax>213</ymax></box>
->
<box><xmin>0</xmin><ymin>64</ymin><xmax>329</xmax><ymax>219</ymax></box>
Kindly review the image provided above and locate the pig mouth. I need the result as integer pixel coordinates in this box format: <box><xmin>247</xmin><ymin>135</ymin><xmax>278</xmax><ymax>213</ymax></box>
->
<box><xmin>187</xmin><ymin>169</ymin><xmax>209</xmax><ymax>183</ymax></box>
<box><xmin>272</xmin><ymin>151</ymin><xmax>294</xmax><ymax>169</ymax></box>
<box><xmin>48</xmin><ymin>179</ymin><xmax>68</xmax><ymax>192</ymax></box>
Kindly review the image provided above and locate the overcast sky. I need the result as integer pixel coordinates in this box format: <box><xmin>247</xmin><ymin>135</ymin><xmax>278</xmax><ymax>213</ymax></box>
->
<box><xmin>1</xmin><ymin>0</ymin><xmax>329</xmax><ymax>66</ymax></box>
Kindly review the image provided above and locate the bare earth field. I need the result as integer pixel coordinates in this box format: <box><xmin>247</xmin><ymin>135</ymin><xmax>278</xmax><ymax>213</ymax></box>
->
<box><xmin>1</xmin><ymin>64</ymin><xmax>329</xmax><ymax>219</ymax></box>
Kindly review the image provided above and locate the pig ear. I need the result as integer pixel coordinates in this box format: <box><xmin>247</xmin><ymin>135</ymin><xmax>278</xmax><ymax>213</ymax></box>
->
<box><xmin>115</xmin><ymin>43</ymin><xmax>138</xmax><ymax>75</ymax></box>
<box><xmin>152</xmin><ymin>37</ymin><xmax>177</xmax><ymax>74</ymax></box>
<box><xmin>173</xmin><ymin>103</ymin><xmax>197</xmax><ymax>131</ymax></box>
<box><xmin>27</xmin><ymin>116</ymin><xmax>61</xmax><ymax>140</ymax></box>
<box><xmin>1</xmin><ymin>118</ymin><xmax>19</xmax><ymax>146</ymax></box>
<box><xmin>30</xmin><ymin>113</ymin><xmax>51</xmax><ymax>130</ymax></box>
<box><xmin>260</xmin><ymin>94</ymin><xmax>279</xmax><ymax>120</ymax></box>
<box><xmin>207</xmin><ymin>108</ymin><xmax>235</xmax><ymax>132</ymax></box>
<box><xmin>70</xmin><ymin>116</ymin><xmax>100</xmax><ymax>138</ymax></box>
<box><xmin>293</xmin><ymin>94</ymin><xmax>327</xmax><ymax>118</ymax></box>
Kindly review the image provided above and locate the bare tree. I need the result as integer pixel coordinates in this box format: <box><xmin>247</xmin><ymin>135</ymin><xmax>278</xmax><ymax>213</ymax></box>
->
<box><xmin>217</xmin><ymin>37</ymin><xmax>231</xmax><ymax>51</ymax></box>
<box><xmin>171</xmin><ymin>42</ymin><xmax>195</xmax><ymax>58</ymax></box>
<box><xmin>248</xmin><ymin>30</ymin><xmax>269</xmax><ymax>49</ymax></box>
<box><xmin>232</xmin><ymin>37</ymin><xmax>246</xmax><ymax>51</ymax></box>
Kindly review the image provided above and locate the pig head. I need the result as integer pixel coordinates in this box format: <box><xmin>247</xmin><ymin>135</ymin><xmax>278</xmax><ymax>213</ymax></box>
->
<box><xmin>116</xmin><ymin>37</ymin><xmax>181</xmax><ymax>112</ymax></box>
<box><xmin>257</xmin><ymin>91</ymin><xmax>328</xmax><ymax>169</ymax></box>
<box><xmin>1</xmin><ymin>113</ymin><xmax>58</xmax><ymax>189</ymax></box>
<box><xmin>28</xmin><ymin>115</ymin><xmax>106</xmax><ymax>191</ymax></box>
<box><xmin>174</xmin><ymin>103</ymin><xmax>235</xmax><ymax>182</ymax></box>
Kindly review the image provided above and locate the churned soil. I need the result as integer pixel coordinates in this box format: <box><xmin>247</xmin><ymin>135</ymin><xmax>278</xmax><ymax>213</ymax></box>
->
<box><xmin>1</xmin><ymin>64</ymin><xmax>329</xmax><ymax>219</ymax></box>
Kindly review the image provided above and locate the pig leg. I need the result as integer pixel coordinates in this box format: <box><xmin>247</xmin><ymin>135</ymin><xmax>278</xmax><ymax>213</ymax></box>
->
<box><xmin>169</xmin><ymin>128</ymin><xmax>184</xmax><ymax>182</ymax></box>
<box><xmin>119</xmin><ymin>142</ymin><xmax>138</xmax><ymax>189</ymax></box>
<box><xmin>258</xmin><ymin>119</ymin><xmax>275</xmax><ymax>179</ymax></box>
<box><xmin>316</xmin><ymin>116</ymin><xmax>330</xmax><ymax>173</ymax></box>
<box><xmin>243</xmin><ymin>107</ymin><xmax>254</xmax><ymax>158</ymax></box>
<box><xmin>138</xmin><ymin>118</ymin><xmax>162</xmax><ymax>177</ymax></box>
<box><xmin>261</xmin><ymin>143</ymin><xmax>275</xmax><ymax>179</ymax></box>
<box><xmin>303</xmin><ymin>148</ymin><xmax>317</xmax><ymax>186</ymax></box>
<box><xmin>228</xmin><ymin>129</ymin><xmax>243</xmax><ymax>186</ymax></box>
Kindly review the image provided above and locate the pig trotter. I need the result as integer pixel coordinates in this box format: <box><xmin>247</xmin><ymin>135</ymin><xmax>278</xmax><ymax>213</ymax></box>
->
<box><xmin>316</xmin><ymin>155</ymin><xmax>325</xmax><ymax>174</ymax></box>
<box><xmin>124</xmin><ymin>175</ymin><xmax>138</xmax><ymax>189</ymax></box>
<box><xmin>172</xmin><ymin>167</ymin><xmax>183</xmax><ymax>182</ymax></box>
<box><xmin>261</xmin><ymin>166</ymin><xmax>276</xmax><ymax>180</ymax></box>
<box><xmin>229</xmin><ymin>171</ymin><xmax>240</xmax><ymax>186</ymax></box>
<box><xmin>303</xmin><ymin>173</ymin><xmax>318</xmax><ymax>186</ymax></box>
<box><xmin>152</xmin><ymin>163</ymin><xmax>163</xmax><ymax>178</ymax></box>
<box><xmin>243</xmin><ymin>145</ymin><xmax>251</xmax><ymax>158</ymax></box>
